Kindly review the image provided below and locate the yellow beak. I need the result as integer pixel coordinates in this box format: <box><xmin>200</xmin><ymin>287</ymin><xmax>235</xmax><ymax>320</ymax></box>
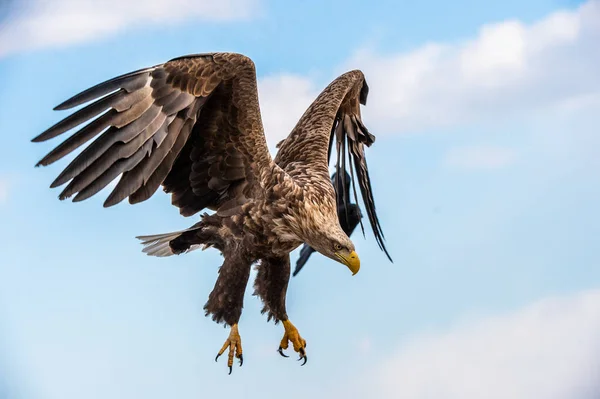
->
<box><xmin>336</xmin><ymin>250</ymin><xmax>360</xmax><ymax>275</ymax></box>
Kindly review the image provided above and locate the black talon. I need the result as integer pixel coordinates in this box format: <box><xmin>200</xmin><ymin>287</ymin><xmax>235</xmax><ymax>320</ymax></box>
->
<box><xmin>228</xmin><ymin>366</ymin><xmax>232</xmax><ymax>375</ymax></box>
<box><xmin>238</xmin><ymin>354</ymin><xmax>244</xmax><ymax>366</ymax></box>
<box><xmin>278</xmin><ymin>347</ymin><xmax>289</xmax><ymax>357</ymax></box>
<box><xmin>297</xmin><ymin>348</ymin><xmax>307</xmax><ymax>366</ymax></box>
<box><xmin>215</xmin><ymin>354</ymin><xmax>221</xmax><ymax>362</ymax></box>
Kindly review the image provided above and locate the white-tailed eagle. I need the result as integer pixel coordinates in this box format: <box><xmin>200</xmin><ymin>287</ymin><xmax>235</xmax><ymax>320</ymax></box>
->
<box><xmin>33</xmin><ymin>53</ymin><xmax>391</xmax><ymax>373</ymax></box>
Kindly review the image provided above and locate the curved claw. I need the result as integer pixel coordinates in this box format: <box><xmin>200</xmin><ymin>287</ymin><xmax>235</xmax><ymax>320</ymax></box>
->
<box><xmin>297</xmin><ymin>348</ymin><xmax>307</xmax><ymax>366</ymax></box>
<box><xmin>278</xmin><ymin>347</ymin><xmax>289</xmax><ymax>358</ymax></box>
<box><xmin>238</xmin><ymin>354</ymin><xmax>244</xmax><ymax>367</ymax></box>
<box><xmin>216</xmin><ymin>324</ymin><xmax>242</xmax><ymax>374</ymax></box>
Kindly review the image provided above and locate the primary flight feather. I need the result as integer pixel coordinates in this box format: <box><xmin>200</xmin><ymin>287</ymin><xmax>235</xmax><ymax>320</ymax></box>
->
<box><xmin>33</xmin><ymin>52</ymin><xmax>391</xmax><ymax>373</ymax></box>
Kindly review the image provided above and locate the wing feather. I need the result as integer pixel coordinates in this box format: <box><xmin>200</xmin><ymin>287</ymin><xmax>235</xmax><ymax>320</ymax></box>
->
<box><xmin>276</xmin><ymin>70</ymin><xmax>392</xmax><ymax>261</ymax></box>
<box><xmin>34</xmin><ymin>53</ymin><xmax>280</xmax><ymax>215</ymax></box>
<box><xmin>128</xmin><ymin>118</ymin><xmax>196</xmax><ymax>205</ymax></box>
<box><xmin>73</xmin><ymin>139</ymin><xmax>154</xmax><ymax>202</ymax></box>
<box><xmin>53</xmin><ymin>68</ymin><xmax>153</xmax><ymax>111</ymax></box>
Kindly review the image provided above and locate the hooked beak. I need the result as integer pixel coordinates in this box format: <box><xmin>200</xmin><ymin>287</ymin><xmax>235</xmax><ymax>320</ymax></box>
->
<box><xmin>335</xmin><ymin>250</ymin><xmax>360</xmax><ymax>275</ymax></box>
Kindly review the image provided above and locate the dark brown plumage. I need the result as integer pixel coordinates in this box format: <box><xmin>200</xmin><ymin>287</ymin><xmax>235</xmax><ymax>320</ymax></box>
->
<box><xmin>33</xmin><ymin>52</ymin><xmax>391</xmax><ymax>372</ymax></box>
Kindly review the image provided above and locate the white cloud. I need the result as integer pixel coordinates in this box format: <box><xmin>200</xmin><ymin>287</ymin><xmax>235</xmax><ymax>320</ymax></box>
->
<box><xmin>257</xmin><ymin>1</ymin><xmax>599</xmax><ymax>138</ymax></box>
<box><xmin>0</xmin><ymin>0</ymin><xmax>259</xmax><ymax>57</ymax></box>
<box><xmin>356</xmin><ymin>289</ymin><xmax>600</xmax><ymax>399</ymax></box>
<box><xmin>344</xmin><ymin>1</ymin><xmax>600</xmax><ymax>134</ymax></box>
<box><xmin>257</xmin><ymin>74</ymin><xmax>318</xmax><ymax>149</ymax></box>
<box><xmin>444</xmin><ymin>145</ymin><xmax>516</xmax><ymax>169</ymax></box>
<box><xmin>7</xmin><ymin>0</ymin><xmax>598</xmax><ymax>149</ymax></box>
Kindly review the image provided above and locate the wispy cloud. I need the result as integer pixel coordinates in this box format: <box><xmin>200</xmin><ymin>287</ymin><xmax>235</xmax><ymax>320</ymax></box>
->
<box><xmin>345</xmin><ymin>1</ymin><xmax>600</xmax><ymax>134</ymax></box>
<box><xmin>258</xmin><ymin>74</ymin><xmax>318</xmax><ymax>148</ymax></box>
<box><xmin>444</xmin><ymin>145</ymin><xmax>517</xmax><ymax>169</ymax></box>
<box><xmin>353</xmin><ymin>289</ymin><xmax>600</xmax><ymax>399</ymax></box>
<box><xmin>257</xmin><ymin>1</ymin><xmax>599</xmax><ymax>139</ymax></box>
<box><xmin>0</xmin><ymin>0</ymin><xmax>260</xmax><ymax>57</ymax></box>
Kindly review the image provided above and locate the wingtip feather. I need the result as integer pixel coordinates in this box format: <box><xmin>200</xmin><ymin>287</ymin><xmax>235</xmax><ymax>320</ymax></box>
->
<box><xmin>53</xmin><ymin>103</ymin><xmax>71</xmax><ymax>111</ymax></box>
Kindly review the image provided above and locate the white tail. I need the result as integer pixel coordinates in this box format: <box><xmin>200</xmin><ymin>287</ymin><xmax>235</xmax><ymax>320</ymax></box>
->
<box><xmin>136</xmin><ymin>226</ymin><xmax>201</xmax><ymax>257</ymax></box>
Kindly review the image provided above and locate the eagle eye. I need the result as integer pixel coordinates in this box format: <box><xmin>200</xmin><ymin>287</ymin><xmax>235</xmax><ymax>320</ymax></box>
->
<box><xmin>333</xmin><ymin>243</ymin><xmax>342</xmax><ymax>251</ymax></box>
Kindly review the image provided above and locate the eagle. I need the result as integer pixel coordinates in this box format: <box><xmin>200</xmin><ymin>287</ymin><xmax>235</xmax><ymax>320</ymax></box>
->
<box><xmin>32</xmin><ymin>53</ymin><xmax>391</xmax><ymax>373</ymax></box>
<box><xmin>293</xmin><ymin>171</ymin><xmax>363</xmax><ymax>277</ymax></box>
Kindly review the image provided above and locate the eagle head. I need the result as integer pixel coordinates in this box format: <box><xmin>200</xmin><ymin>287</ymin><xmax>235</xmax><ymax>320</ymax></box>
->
<box><xmin>304</xmin><ymin>222</ymin><xmax>360</xmax><ymax>275</ymax></box>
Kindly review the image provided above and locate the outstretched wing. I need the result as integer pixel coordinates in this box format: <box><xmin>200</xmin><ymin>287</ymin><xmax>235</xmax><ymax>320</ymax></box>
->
<box><xmin>275</xmin><ymin>71</ymin><xmax>392</xmax><ymax>262</ymax></box>
<box><xmin>33</xmin><ymin>53</ymin><xmax>276</xmax><ymax>216</ymax></box>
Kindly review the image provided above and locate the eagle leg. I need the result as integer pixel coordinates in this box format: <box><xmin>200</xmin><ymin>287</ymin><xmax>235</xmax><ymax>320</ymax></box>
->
<box><xmin>215</xmin><ymin>323</ymin><xmax>243</xmax><ymax>375</ymax></box>
<box><xmin>278</xmin><ymin>319</ymin><xmax>307</xmax><ymax>365</ymax></box>
<box><xmin>253</xmin><ymin>256</ymin><xmax>308</xmax><ymax>365</ymax></box>
<box><xmin>204</xmin><ymin>236</ymin><xmax>253</xmax><ymax>374</ymax></box>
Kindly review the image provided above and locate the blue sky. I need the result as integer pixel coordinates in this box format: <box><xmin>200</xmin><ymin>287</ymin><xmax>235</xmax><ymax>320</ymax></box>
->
<box><xmin>0</xmin><ymin>0</ymin><xmax>599</xmax><ymax>398</ymax></box>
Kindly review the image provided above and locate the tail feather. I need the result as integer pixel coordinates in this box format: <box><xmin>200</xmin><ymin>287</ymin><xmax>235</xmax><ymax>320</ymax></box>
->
<box><xmin>136</xmin><ymin>226</ymin><xmax>201</xmax><ymax>257</ymax></box>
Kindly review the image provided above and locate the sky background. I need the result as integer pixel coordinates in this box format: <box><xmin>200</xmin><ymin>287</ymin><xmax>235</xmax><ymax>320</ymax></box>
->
<box><xmin>0</xmin><ymin>0</ymin><xmax>599</xmax><ymax>398</ymax></box>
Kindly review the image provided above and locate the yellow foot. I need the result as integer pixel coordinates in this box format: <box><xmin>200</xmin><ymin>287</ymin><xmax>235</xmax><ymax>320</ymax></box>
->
<box><xmin>215</xmin><ymin>323</ymin><xmax>243</xmax><ymax>374</ymax></box>
<box><xmin>278</xmin><ymin>319</ymin><xmax>307</xmax><ymax>365</ymax></box>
